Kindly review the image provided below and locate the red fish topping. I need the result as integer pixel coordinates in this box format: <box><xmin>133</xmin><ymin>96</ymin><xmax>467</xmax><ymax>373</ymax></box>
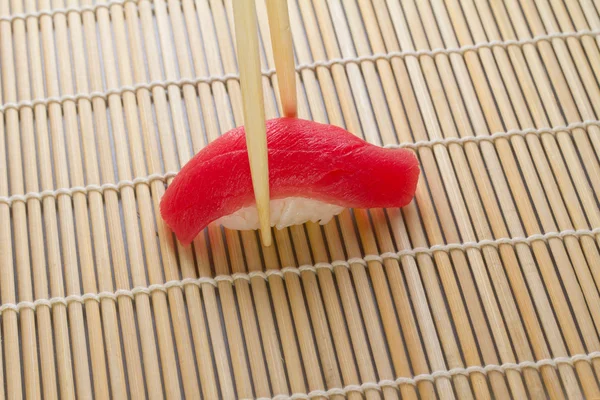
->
<box><xmin>160</xmin><ymin>117</ymin><xmax>420</xmax><ymax>245</ymax></box>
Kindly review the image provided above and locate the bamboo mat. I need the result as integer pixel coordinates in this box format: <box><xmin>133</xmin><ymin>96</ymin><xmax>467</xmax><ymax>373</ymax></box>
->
<box><xmin>1</xmin><ymin>0</ymin><xmax>600</xmax><ymax>399</ymax></box>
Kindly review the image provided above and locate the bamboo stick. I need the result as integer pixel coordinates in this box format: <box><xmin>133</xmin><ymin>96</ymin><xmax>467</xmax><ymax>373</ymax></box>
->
<box><xmin>504</xmin><ymin>0</ymin><xmax>600</xmax><ymax>300</ymax></box>
<box><xmin>255</xmin><ymin>2</ymin><xmax>371</xmax><ymax>399</ymax></box>
<box><xmin>314</xmin><ymin>0</ymin><xmax>478</xmax><ymax>396</ymax></box>
<box><xmin>11</xmin><ymin>4</ymin><xmax>77</xmax><ymax>400</ymax></box>
<box><xmin>294</xmin><ymin>0</ymin><xmax>362</xmax><ymax>131</ymax></box>
<box><xmin>486</xmin><ymin>0</ymin><xmax>596</xmax><ymax>382</ymax></box>
<box><xmin>376</xmin><ymin>0</ymin><xmax>536</xmax><ymax>396</ymax></box>
<box><xmin>295</xmin><ymin>222</ymin><xmax>372</xmax><ymax>400</ymax></box>
<box><xmin>437</xmin><ymin>0</ymin><xmax>600</xmax><ymax>396</ymax></box>
<box><xmin>306</xmin><ymin>2</ymin><xmax>435</xmax><ymax>399</ymax></box>
<box><xmin>199</xmin><ymin>0</ymin><xmax>243</xmax><ymax>126</ymax></box>
<box><xmin>260</xmin><ymin>238</ymin><xmax>310</xmax><ymax>395</ymax></box>
<box><xmin>265</xmin><ymin>3</ymin><xmax>404</xmax><ymax>398</ymax></box>
<box><xmin>487</xmin><ymin>0</ymin><xmax>600</xmax><ymax>380</ymax></box>
<box><xmin>193</xmin><ymin>11</ymin><xmax>304</xmax><ymax>397</ymax></box>
<box><xmin>240</xmin><ymin>230</ymin><xmax>291</xmax><ymax>396</ymax></box>
<box><xmin>167</xmin><ymin>0</ymin><xmax>271</xmax><ymax>396</ymax></box>
<box><xmin>64</xmin><ymin>4</ymin><xmax>134</xmax><ymax>397</ymax></box>
<box><xmin>123</xmin><ymin>0</ymin><xmax>217</xmax><ymax>398</ymax></box>
<box><xmin>220</xmin><ymin>12</ymin><xmax>324</xmax><ymax>392</ymax></box>
<box><xmin>481</xmin><ymin>0</ymin><xmax>600</xmax><ymax>378</ymax></box>
<box><xmin>153</xmin><ymin>0</ymin><xmax>261</xmax><ymax>398</ymax></box>
<box><xmin>386</xmin><ymin>0</ymin><xmax>576</xmax><ymax>396</ymax></box>
<box><xmin>282</xmin><ymin>1</ymin><xmax>456</xmax><ymax>399</ymax></box>
<box><xmin>70</xmin><ymin>1</ymin><xmax>153</xmax><ymax>398</ymax></box>
<box><xmin>116</xmin><ymin>0</ymin><xmax>219</xmax><ymax>397</ymax></box>
<box><xmin>16</xmin><ymin>4</ymin><xmax>85</xmax><ymax>398</ymax></box>
<box><xmin>114</xmin><ymin>0</ymin><xmax>205</xmax><ymax>397</ymax></box>
<box><xmin>374</xmin><ymin>0</ymin><xmax>582</xmax><ymax>396</ymax></box>
<box><xmin>554</xmin><ymin>0</ymin><xmax>600</xmax><ymax>90</ymax></box>
<box><xmin>233</xmin><ymin>0</ymin><xmax>272</xmax><ymax>247</ymax></box>
<box><xmin>293</xmin><ymin>2</ymin><xmax>426</xmax><ymax>399</ymax></box>
<box><xmin>294</xmin><ymin>2</ymin><xmax>434</xmax><ymax>398</ymax></box>
<box><xmin>370</xmin><ymin>16</ymin><xmax>515</xmax><ymax>392</ymax></box>
<box><xmin>82</xmin><ymin>0</ymin><xmax>184</xmax><ymax>398</ymax></box>
<box><xmin>225</xmin><ymin>230</ymin><xmax>273</xmax><ymax>397</ymax></box>
<box><xmin>390</xmin><ymin>199</ymin><xmax>500</xmax><ymax>400</ymax></box>
<box><xmin>41</xmin><ymin>1</ymin><xmax>112</xmax><ymax>397</ymax></box>
<box><xmin>518</xmin><ymin>0</ymin><xmax>600</xmax><ymax>205</ymax></box>
<box><xmin>216</xmin><ymin>1</ymin><xmax>337</xmax><ymax>398</ymax></box>
<box><xmin>187</xmin><ymin>1</ymin><xmax>257</xmax><ymax>398</ymax></box>
<box><xmin>430</xmin><ymin>0</ymin><xmax>582</xmax><ymax>392</ymax></box>
<box><xmin>519</xmin><ymin>0</ymin><xmax>600</xmax><ymax>292</ymax></box>
<box><xmin>355</xmin><ymin>1</ymin><xmax>508</xmax><ymax>398</ymax></box>
<box><xmin>166</xmin><ymin>1</ymin><xmax>237</xmax><ymax>398</ymax></box>
<box><xmin>0</xmin><ymin>2</ymin><xmax>27</xmax><ymax>399</ymax></box>
<box><xmin>48</xmin><ymin>1</ymin><xmax>134</xmax><ymax>398</ymax></box>
<box><xmin>0</xmin><ymin>74</ymin><xmax>7</xmax><ymax>400</ymax></box>
<box><xmin>36</xmin><ymin>0</ymin><xmax>97</xmax><ymax>396</ymax></box>
<box><xmin>375</xmin><ymin>212</ymin><xmax>479</xmax><ymax>400</ymax></box>
<box><xmin>17</xmin><ymin>0</ymin><xmax>61</xmax><ymax>382</ymax></box>
<box><xmin>6</xmin><ymin>1</ymin><xmax>48</xmax><ymax>398</ymax></box>
<box><xmin>207</xmin><ymin>226</ymin><xmax>256</xmax><ymax>398</ymax></box>
<box><xmin>535</xmin><ymin>0</ymin><xmax>600</xmax><ymax>174</ymax></box>
<box><xmin>200</xmin><ymin>0</ymin><xmax>244</xmax><ymax>124</ymax></box>
<box><xmin>286</xmin><ymin>222</ymin><xmax>347</xmax><ymax>400</ymax></box>
<box><xmin>266</xmin><ymin>0</ymin><xmax>298</xmax><ymax>117</ymax></box>
<box><xmin>78</xmin><ymin>1</ymin><xmax>167</xmax><ymax>399</ymax></box>
<box><xmin>309</xmin><ymin>223</ymin><xmax>389</xmax><ymax>400</ymax></box>
<box><xmin>352</xmin><ymin>5</ymin><xmax>506</xmax><ymax>398</ymax></box>
<box><xmin>285</xmin><ymin>2</ymin><xmax>390</xmax><ymax>399</ymax></box>
<box><xmin>177</xmin><ymin>0</ymin><xmax>286</xmax><ymax>395</ymax></box>
<box><xmin>229</xmin><ymin>6</ymin><xmax>336</xmax><ymax>399</ymax></box>
<box><xmin>576</xmin><ymin>0</ymin><xmax>600</xmax><ymax>74</ymax></box>
<box><xmin>272</xmin><ymin>228</ymin><xmax>334</xmax><ymax>400</ymax></box>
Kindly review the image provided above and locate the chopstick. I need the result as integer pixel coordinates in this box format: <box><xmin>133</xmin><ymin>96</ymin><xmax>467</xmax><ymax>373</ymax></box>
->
<box><xmin>234</xmin><ymin>0</ymin><xmax>298</xmax><ymax>247</ymax></box>
<box><xmin>233</xmin><ymin>0</ymin><xmax>272</xmax><ymax>246</ymax></box>
<box><xmin>266</xmin><ymin>0</ymin><xmax>297</xmax><ymax>118</ymax></box>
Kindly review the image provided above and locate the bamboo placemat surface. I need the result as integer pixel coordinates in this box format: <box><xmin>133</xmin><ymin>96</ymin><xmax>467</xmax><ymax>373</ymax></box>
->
<box><xmin>1</xmin><ymin>0</ymin><xmax>600</xmax><ymax>398</ymax></box>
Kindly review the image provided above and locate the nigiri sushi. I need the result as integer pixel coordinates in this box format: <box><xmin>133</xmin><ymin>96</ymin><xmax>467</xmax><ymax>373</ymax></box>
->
<box><xmin>160</xmin><ymin>117</ymin><xmax>420</xmax><ymax>245</ymax></box>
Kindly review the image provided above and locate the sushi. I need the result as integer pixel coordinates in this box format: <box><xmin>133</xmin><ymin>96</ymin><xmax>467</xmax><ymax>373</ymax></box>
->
<box><xmin>160</xmin><ymin>117</ymin><xmax>420</xmax><ymax>245</ymax></box>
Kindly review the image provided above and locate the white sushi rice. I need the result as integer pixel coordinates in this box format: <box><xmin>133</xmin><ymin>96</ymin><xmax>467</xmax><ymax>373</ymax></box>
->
<box><xmin>214</xmin><ymin>197</ymin><xmax>345</xmax><ymax>231</ymax></box>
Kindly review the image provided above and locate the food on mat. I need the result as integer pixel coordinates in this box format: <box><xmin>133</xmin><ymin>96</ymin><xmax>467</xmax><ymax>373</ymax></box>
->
<box><xmin>160</xmin><ymin>117</ymin><xmax>420</xmax><ymax>245</ymax></box>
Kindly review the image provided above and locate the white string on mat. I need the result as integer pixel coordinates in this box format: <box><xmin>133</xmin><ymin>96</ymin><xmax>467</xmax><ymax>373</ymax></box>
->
<box><xmin>383</xmin><ymin>120</ymin><xmax>600</xmax><ymax>150</ymax></box>
<box><xmin>0</xmin><ymin>227</ymin><xmax>597</xmax><ymax>316</ymax></box>
<box><xmin>257</xmin><ymin>351</ymin><xmax>600</xmax><ymax>400</ymax></box>
<box><xmin>0</xmin><ymin>76</ymin><xmax>244</xmax><ymax>114</ymax></box>
<box><xmin>0</xmin><ymin>277</ymin><xmax>222</xmax><ymax>314</ymax></box>
<box><xmin>304</xmin><ymin>28</ymin><xmax>600</xmax><ymax>64</ymax></box>
<box><xmin>0</xmin><ymin>172</ymin><xmax>177</xmax><ymax>206</ymax></box>
<box><xmin>1</xmin><ymin>29</ymin><xmax>600</xmax><ymax>114</ymax></box>
<box><xmin>0</xmin><ymin>0</ymin><xmax>596</xmax><ymax>45</ymax></box>
<box><xmin>1</xmin><ymin>120</ymin><xmax>598</xmax><ymax>207</ymax></box>
<box><xmin>0</xmin><ymin>0</ymin><xmax>142</xmax><ymax>23</ymax></box>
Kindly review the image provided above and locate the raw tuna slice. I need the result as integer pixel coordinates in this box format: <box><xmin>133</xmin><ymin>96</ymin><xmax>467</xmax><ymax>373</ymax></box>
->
<box><xmin>160</xmin><ymin>117</ymin><xmax>420</xmax><ymax>245</ymax></box>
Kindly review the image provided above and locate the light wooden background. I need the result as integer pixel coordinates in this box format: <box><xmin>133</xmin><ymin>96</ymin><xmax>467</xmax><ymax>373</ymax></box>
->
<box><xmin>1</xmin><ymin>0</ymin><xmax>600</xmax><ymax>399</ymax></box>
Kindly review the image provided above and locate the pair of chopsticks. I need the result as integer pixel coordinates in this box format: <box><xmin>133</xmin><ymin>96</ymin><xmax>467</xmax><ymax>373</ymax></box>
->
<box><xmin>233</xmin><ymin>0</ymin><xmax>297</xmax><ymax>247</ymax></box>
